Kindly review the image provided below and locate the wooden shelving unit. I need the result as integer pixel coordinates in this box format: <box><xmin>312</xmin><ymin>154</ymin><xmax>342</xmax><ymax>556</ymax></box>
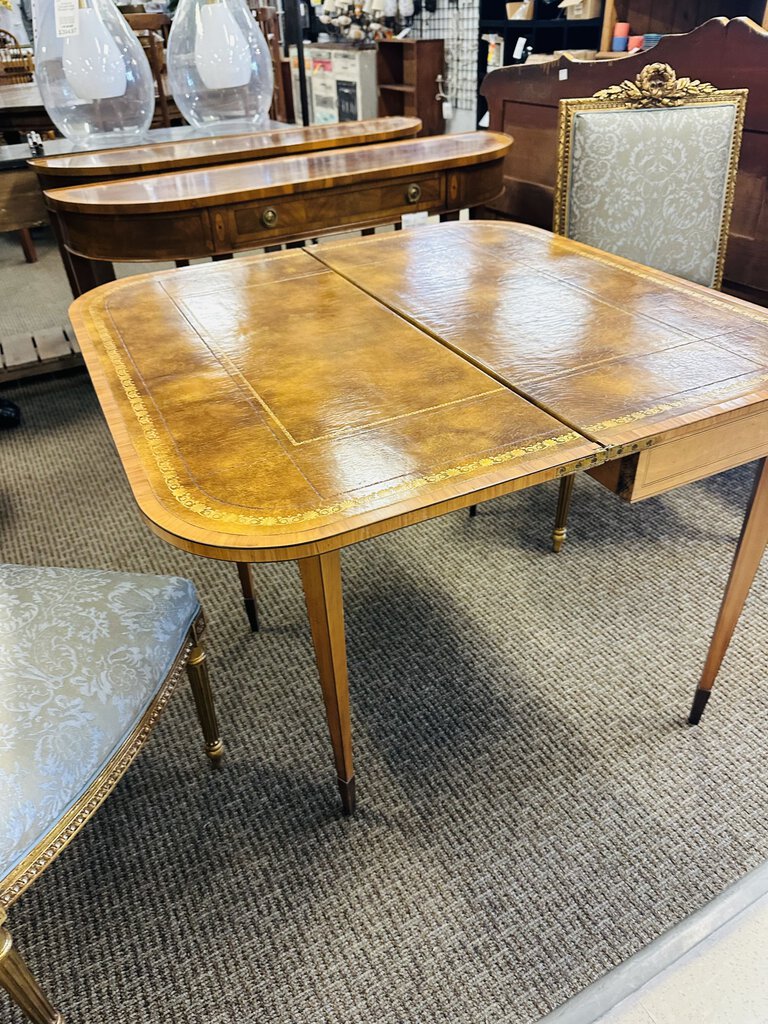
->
<box><xmin>599</xmin><ymin>0</ymin><xmax>768</xmax><ymax>50</ymax></box>
<box><xmin>377</xmin><ymin>38</ymin><xmax>445</xmax><ymax>137</ymax></box>
<box><xmin>477</xmin><ymin>0</ymin><xmax>606</xmax><ymax>122</ymax></box>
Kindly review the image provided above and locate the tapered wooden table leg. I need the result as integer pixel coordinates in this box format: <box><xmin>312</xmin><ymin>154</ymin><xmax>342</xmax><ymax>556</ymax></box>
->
<box><xmin>0</xmin><ymin>919</ymin><xmax>62</xmax><ymax>1024</ymax></box>
<box><xmin>19</xmin><ymin>228</ymin><xmax>37</xmax><ymax>264</ymax></box>
<box><xmin>689</xmin><ymin>457</ymin><xmax>768</xmax><ymax>724</ymax></box>
<box><xmin>299</xmin><ymin>550</ymin><xmax>355</xmax><ymax>814</ymax></box>
<box><xmin>552</xmin><ymin>474</ymin><xmax>576</xmax><ymax>553</ymax></box>
<box><xmin>236</xmin><ymin>562</ymin><xmax>259</xmax><ymax>632</ymax></box>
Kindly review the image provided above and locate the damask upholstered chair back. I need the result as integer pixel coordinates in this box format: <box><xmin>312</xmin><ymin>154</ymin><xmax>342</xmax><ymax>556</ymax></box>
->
<box><xmin>553</xmin><ymin>63</ymin><xmax>747</xmax><ymax>289</ymax></box>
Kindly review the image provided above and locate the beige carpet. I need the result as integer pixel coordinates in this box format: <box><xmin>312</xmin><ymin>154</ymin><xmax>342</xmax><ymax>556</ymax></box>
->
<box><xmin>1</xmin><ymin>230</ymin><xmax>767</xmax><ymax>1024</ymax></box>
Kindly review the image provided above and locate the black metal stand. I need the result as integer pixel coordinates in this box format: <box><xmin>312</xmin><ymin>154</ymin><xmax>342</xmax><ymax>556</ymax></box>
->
<box><xmin>283</xmin><ymin>0</ymin><xmax>310</xmax><ymax>126</ymax></box>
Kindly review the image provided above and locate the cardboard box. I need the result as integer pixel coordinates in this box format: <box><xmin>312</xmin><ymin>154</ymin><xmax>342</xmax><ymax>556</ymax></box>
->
<box><xmin>558</xmin><ymin>0</ymin><xmax>601</xmax><ymax>19</ymax></box>
<box><xmin>506</xmin><ymin>0</ymin><xmax>534</xmax><ymax>20</ymax></box>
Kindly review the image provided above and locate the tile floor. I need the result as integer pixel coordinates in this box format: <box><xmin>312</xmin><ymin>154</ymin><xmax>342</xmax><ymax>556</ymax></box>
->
<box><xmin>545</xmin><ymin>861</ymin><xmax>768</xmax><ymax>1024</ymax></box>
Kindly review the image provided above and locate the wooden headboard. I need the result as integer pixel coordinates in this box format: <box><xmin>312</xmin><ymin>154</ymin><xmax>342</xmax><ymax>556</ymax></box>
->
<box><xmin>480</xmin><ymin>17</ymin><xmax>768</xmax><ymax>306</ymax></box>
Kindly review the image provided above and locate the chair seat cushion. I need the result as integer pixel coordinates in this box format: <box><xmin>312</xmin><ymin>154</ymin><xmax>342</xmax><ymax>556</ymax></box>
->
<box><xmin>0</xmin><ymin>564</ymin><xmax>200</xmax><ymax>883</ymax></box>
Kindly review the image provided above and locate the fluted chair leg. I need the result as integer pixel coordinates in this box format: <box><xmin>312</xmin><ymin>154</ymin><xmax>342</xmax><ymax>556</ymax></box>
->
<box><xmin>552</xmin><ymin>475</ymin><xmax>576</xmax><ymax>553</ymax></box>
<box><xmin>186</xmin><ymin>641</ymin><xmax>224</xmax><ymax>761</ymax></box>
<box><xmin>0</xmin><ymin>918</ymin><xmax>62</xmax><ymax>1024</ymax></box>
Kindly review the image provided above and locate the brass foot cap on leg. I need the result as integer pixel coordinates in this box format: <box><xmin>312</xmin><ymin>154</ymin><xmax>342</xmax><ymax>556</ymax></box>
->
<box><xmin>206</xmin><ymin>739</ymin><xmax>225</xmax><ymax>761</ymax></box>
<box><xmin>338</xmin><ymin>776</ymin><xmax>356</xmax><ymax>816</ymax></box>
<box><xmin>552</xmin><ymin>528</ymin><xmax>566</xmax><ymax>553</ymax></box>
<box><xmin>688</xmin><ymin>687</ymin><xmax>711</xmax><ymax>726</ymax></box>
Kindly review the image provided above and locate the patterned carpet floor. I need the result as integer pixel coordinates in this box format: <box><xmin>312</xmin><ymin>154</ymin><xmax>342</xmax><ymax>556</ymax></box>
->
<box><xmin>1</xmin><ymin>237</ymin><xmax>767</xmax><ymax>1023</ymax></box>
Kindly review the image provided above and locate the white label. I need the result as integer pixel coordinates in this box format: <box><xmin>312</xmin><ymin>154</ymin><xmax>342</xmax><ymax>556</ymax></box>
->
<box><xmin>442</xmin><ymin>99</ymin><xmax>453</xmax><ymax>119</ymax></box>
<box><xmin>55</xmin><ymin>0</ymin><xmax>78</xmax><ymax>38</ymax></box>
<box><xmin>401</xmin><ymin>211</ymin><xmax>429</xmax><ymax>230</ymax></box>
<box><xmin>512</xmin><ymin>36</ymin><xmax>525</xmax><ymax>60</ymax></box>
<box><xmin>559</xmin><ymin>68</ymin><xmax>568</xmax><ymax>80</ymax></box>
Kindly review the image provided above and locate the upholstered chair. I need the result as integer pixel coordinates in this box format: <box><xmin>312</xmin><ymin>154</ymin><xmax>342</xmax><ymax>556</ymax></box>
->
<box><xmin>0</xmin><ymin>563</ymin><xmax>222</xmax><ymax>1024</ymax></box>
<box><xmin>548</xmin><ymin>62</ymin><xmax>747</xmax><ymax>551</ymax></box>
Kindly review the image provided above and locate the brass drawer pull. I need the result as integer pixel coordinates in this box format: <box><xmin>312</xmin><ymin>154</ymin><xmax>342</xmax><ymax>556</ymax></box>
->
<box><xmin>261</xmin><ymin>207</ymin><xmax>279</xmax><ymax>228</ymax></box>
<box><xmin>406</xmin><ymin>183</ymin><xmax>422</xmax><ymax>204</ymax></box>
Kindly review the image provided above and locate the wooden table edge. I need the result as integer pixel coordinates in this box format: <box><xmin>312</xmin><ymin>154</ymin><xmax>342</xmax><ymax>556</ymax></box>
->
<box><xmin>28</xmin><ymin>117</ymin><xmax>424</xmax><ymax>181</ymax></box>
<box><xmin>43</xmin><ymin>133</ymin><xmax>513</xmax><ymax>215</ymax></box>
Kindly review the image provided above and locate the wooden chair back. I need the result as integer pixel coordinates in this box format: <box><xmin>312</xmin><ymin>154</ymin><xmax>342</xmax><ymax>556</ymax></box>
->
<box><xmin>480</xmin><ymin>17</ymin><xmax>768</xmax><ymax>306</ymax></box>
<box><xmin>125</xmin><ymin>12</ymin><xmax>173</xmax><ymax>127</ymax></box>
<box><xmin>0</xmin><ymin>31</ymin><xmax>34</xmax><ymax>86</ymax></box>
<box><xmin>249</xmin><ymin>2</ymin><xmax>289</xmax><ymax>122</ymax></box>
<box><xmin>554</xmin><ymin>63</ymin><xmax>747</xmax><ymax>288</ymax></box>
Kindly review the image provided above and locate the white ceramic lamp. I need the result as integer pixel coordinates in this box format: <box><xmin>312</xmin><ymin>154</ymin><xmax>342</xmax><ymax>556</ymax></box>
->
<box><xmin>194</xmin><ymin>1</ymin><xmax>251</xmax><ymax>90</ymax></box>
<box><xmin>62</xmin><ymin>6</ymin><xmax>127</xmax><ymax>100</ymax></box>
<box><xmin>35</xmin><ymin>0</ymin><xmax>154</xmax><ymax>145</ymax></box>
<box><xmin>167</xmin><ymin>0</ymin><xmax>273</xmax><ymax>132</ymax></box>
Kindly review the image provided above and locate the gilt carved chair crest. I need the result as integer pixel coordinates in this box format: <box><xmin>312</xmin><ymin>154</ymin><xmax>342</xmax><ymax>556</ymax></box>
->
<box><xmin>553</xmin><ymin>63</ymin><xmax>747</xmax><ymax>290</ymax></box>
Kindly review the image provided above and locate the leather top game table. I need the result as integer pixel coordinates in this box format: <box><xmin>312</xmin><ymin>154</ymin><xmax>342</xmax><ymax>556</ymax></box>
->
<box><xmin>43</xmin><ymin>132</ymin><xmax>511</xmax><ymax>295</ymax></box>
<box><xmin>70</xmin><ymin>222</ymin><xmax>768</xmax><ymax>814</ymax></box>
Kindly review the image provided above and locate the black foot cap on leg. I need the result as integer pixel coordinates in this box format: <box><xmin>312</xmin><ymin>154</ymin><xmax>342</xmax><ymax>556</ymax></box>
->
<box><xmin>468</xmin><ymin>504</ymin><xmax>478</xmax><ymax>519</ymax></box>
<box><xmin>688</xmin><ymin>687</ymin><xmax>711</xmax><ymax>725</ymax></box>
<box><xmin>338</xmin><ymin>776</ymin><xmax>356</xmax><ymax>816</ymax></box>
<box><xmin>243</xmin><ymin>598</ymin><xmax>259</xmax><ymax>633</ymax></box>
<box><xmin>0</xmin><ymin>399</ymin><xmax>20</xmax><ymax>430</ymax></box>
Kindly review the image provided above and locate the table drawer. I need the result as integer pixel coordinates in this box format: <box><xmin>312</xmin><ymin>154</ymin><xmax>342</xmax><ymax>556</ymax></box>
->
<box><xmin>219</xmin><ymin>173</ymin><xmax>445</xmax><ymax>247</ymax></box>
<box><xmin>589</xmin><ymin>404</ymin><xmax>768</xmax><ymax>501</ymax></box>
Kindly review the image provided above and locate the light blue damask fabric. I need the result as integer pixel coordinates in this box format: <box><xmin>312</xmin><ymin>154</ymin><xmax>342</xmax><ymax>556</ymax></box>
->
<box><xmin>0</xmin><ymin>564</ymin><xmax>200</xmax><ymax>881</ymax></box>
<box><xmin>566</xmin><ymin>103</ymin><xmax>738</xmax><ymax>287</ymax></box>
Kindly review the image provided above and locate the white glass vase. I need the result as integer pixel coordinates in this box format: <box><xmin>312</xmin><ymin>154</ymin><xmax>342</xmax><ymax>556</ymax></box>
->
<box><xmin>167</xmin><ymin>0</ymin><xmax>274</xmax><ymax>133</ymax></box>
<box><xmin>35</xmin><ymin>0</ymin><xmax>154</xmax><ymax>147</ymax></box>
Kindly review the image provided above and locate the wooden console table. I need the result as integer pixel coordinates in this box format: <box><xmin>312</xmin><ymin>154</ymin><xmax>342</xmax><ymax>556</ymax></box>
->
<box><xmin>44</xmin><ymin>132</ymin><xmax>511</xmax><ymax>295</ymax></box>
<box><xmin>3</xmin><ymin>119</ymin><xmax>425</xmax><ymax>382</ymax></box>
<box><xmin>29</xmin><ymin>116</ymin><xmax>422</xmax><ymax>189</ymax></box>
<box><xmin>70</xmin><ymin>221</ymin><xmax>768</xmax><ymax>815</ymax></box>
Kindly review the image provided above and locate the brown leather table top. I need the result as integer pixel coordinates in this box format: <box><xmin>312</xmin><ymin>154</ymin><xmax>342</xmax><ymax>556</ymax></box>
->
<box><xmin>29</xmin><ymin>117</ymin><xmax>422</xmax><ymax>181</ymax></box>
<box><xmin>317</xmin><ymin>222</ymin><xmax>768</xmax><ymax>451</ymax></box>
<box><xmin>45</xmin><ymin>133</ymin><xmax>512</xmax><ymax>215</ymax></box>
<box><xmin>70</xmin><ymin>221</ymin><xmax>768</xmax><ymax>561</ymax></box>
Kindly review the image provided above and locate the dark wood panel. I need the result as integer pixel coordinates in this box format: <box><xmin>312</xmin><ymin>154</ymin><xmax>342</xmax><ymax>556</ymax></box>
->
<box><xmin>480</xmin><ymin>16</ymin><xmax>768</xmax><ymax>305</ymax></box>
<box><xmin>0</xmin><ymin>168</ymin><xmax>46</xmax><ymax>232</ymax></box>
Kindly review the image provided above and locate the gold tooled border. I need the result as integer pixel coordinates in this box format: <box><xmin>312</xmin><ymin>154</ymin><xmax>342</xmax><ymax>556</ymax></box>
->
<box><xmin>553</xmin><ymin>85</ymin><xmax>748</xmax><ymax>291</ymax></box>
<box><xmin>0</xmin><ymin>618</ymin><xmax>201</xmax><ymax>910</ymax></box>
<box><xmin>86</xmin><ymin>304</ymin><xmax>583</xmax><ymax>528</ymax></box>
<box><xmin>586</xmin><ymin>371</ymin><xmax>768</xmax><ymax>434</ymax></box>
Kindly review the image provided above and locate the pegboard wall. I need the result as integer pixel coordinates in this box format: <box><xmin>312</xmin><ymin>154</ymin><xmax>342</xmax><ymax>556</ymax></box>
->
<box><xmin>412</xmin><ymin>0</ymin><xmax>479</xmax><ymax>114</ymax></box>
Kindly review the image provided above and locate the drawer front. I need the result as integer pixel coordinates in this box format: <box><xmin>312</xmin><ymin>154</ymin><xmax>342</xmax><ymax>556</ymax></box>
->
<box><xmin>219</xmin><ymin>173</ymin><xmax>445</xmax><ymax>248</ymax></box>
<box><xmin>590</xmin><ymin>405</ymin><xmax>768</xmax><ymax>502</ymax></box>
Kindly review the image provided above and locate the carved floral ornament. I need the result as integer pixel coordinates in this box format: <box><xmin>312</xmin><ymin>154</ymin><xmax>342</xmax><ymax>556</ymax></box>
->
<box><xmin>593</xmin><ymin>63</ymin><xmax>718</xmax><ymax>108</ymax></box>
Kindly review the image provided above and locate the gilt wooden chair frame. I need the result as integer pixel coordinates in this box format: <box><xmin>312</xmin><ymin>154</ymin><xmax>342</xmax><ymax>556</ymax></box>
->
<box><xmin>0</xmin><ymin>607</ymin><xmax>221</xmax><ymax>1024</ymax></box>
<box><xmin>547</xmin><ymin>64</ymin><xmax>747</xmax><ymax>554</ymax></box>
<box><xmin>553</xmin><ymin>62</ymin><xmax>747</xmax><ymax>291</ymax></box>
